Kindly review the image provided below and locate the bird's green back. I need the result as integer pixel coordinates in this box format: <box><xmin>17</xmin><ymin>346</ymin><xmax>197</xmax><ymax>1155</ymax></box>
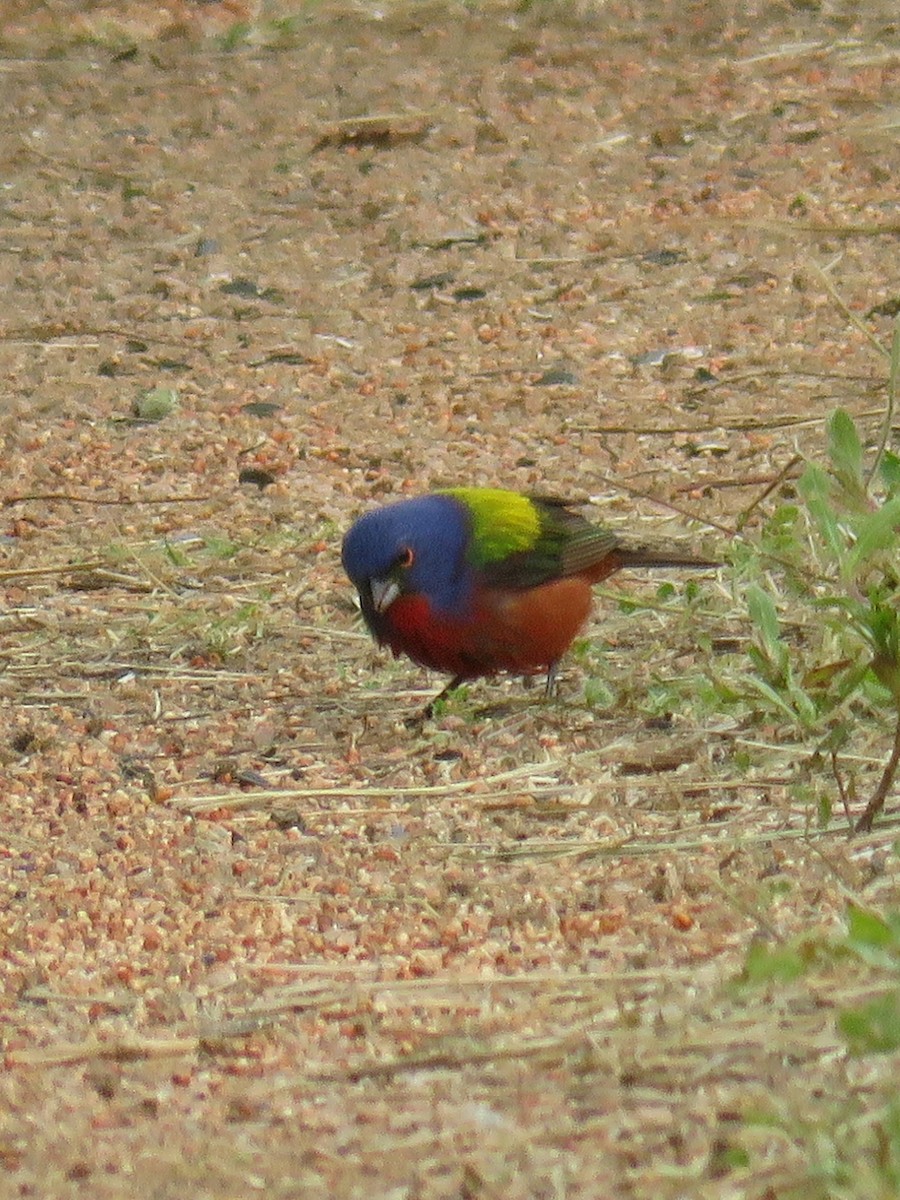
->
<box><xmin>442</xmin><ymin>488</ymin><xmax>541</xmax><ymax>565</ymax></box>
<box><xmin>441</xmin><ymin>487</ymin><xmax>618</xmax><ymax>588</ymax></box>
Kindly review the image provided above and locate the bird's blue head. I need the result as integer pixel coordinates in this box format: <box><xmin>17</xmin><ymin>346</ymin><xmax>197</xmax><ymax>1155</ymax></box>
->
<box><xmin>341</xmin><ymin>493</ymin><xmax>475</xmax><ymax>626</ymax></box>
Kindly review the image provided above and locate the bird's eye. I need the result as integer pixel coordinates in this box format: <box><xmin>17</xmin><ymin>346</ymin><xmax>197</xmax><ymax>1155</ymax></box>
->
<box><xmin>397</xmin><ymin>546</ymin><xmax>415</xmax><ymax>569</ymax></box>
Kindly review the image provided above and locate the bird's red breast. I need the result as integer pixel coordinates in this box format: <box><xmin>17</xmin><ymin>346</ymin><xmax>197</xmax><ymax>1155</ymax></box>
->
<box><xmin>380</xmin><ymin>576</ymin><xmax>596</xmax><ymax>679</ymax></box>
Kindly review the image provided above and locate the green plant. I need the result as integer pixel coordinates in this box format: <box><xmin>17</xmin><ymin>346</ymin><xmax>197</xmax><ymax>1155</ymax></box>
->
<box><xmin>735</xmin><ymin>895</ymin><xmax>900</xmax><ymax>1197</ymax></box>
<box><xmin>718</xmin><ymin>315</ymin><xmax>900</xmax><ymax>830</ymax></box>
<box><xmin>580</xmin><ymin>575</ymin><xmax>715</xmax><ymax>716</ymax></box>
<box><xmin>838</xmin><ymin>903</ymin><xmax>900</xmax><ymax>1055</ymax></box>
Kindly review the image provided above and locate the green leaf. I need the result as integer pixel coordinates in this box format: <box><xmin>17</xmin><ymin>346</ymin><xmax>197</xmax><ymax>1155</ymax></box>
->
<box><xmin>864</xmin><ymin>602</ymin><xmax>900</xmax><ymax>699</ymax></box>
<box><xmin>831</xmin><ymin>661</ymin><xmax>876</xmax><ymax>705</ymax></box>
<box><xmin>219</xmin><ymin>20</ymin><xmax>252</xmax><ymax>50</ymax></box>
<box><xmin>742</xmin><ymin>674</ymin><xmax>802</xmax><ymax>722</ymax></box>
<box><xmin>845</xmin><ymin>496</ymin><xmax>900</xmax><ymax>576</ymax></box>
<box><xmin>797</xmin><ymin>464</ymin><xmax>846</xmax><ymax>560</ymax></box>
<box><xmin>739</xmin><ymin>939</ymin><xmax>809</xmax><ymax>985</ymax></box>
<box><xmin>583</xmin><ymin>677</ymin><xmax>616</xmax><ymax>710</ymax></box>
<box><xmin>817</xmin><ymin>789</ymin><xmax>833</xmax><ymax>826</ymax></box>
<box><xmin>880</xmin><ymin>450</ymin><xmax>900</xmax><ymax>496</ymax></box>
<box><xmin>846</xmin><ymin>903</ymin><xmax>898</xmax><ymax>953</ymax></box>
<box><xmin>828</xmin><ymin>408</ymin><xmax>864</xmax><ymax>486</ymax></box>
<box><xmin>746</xmin><ymin>584</ymin><xmax>782</xmax><ymax>656</ymax></box>
<box><xmin>797</xmin><ymin>461</ymin><xmax>831</xmax><ymax>504</ymax></box>
<box><xmin>162</xmin><ymin>539</ymin><xmax>188</xmax><ymax>567</ymax></box>
<box><xmin>785</xmin><ymin>677</ymin><xmax>820</xmax><ymax>726</ymax></box>
<box><xmin>760</xmin><ymin>503</ymin><xmax>801</xmax><ymax>549</ymax></box>
<box><xmin>839</xmin><ymin>990</ymin><xmax>900</xmax><ymax>1055</ymax></box>
<box><xmin>133</xmin><ymin>386</ymin><xmax>179</xmax><ymax>422</ymax></box>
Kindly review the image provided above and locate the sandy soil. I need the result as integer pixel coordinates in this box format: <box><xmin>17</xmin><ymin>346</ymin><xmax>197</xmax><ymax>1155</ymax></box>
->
<box><xmin>1</xmin><ymin>2</ymin><xmax>898</xmax><ymax>1197</ymax></box>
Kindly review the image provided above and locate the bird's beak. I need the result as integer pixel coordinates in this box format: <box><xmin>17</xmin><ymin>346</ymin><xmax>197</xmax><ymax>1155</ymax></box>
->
<box><xmin>369</xmin><ymin>576</ymin><xmax>401</xmax><ymax>613</ymax></box>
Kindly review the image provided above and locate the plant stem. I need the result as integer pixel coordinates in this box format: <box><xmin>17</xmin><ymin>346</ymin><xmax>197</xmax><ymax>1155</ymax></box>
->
<box><xmin>855</xmin><ymin>703</ymin><xmax>900</xmax><ymax>832</ymax></box>
<box><xmin>866</xmin><ymin>313</ymin><xmax>900</xmax><ymax>489</ymax></box>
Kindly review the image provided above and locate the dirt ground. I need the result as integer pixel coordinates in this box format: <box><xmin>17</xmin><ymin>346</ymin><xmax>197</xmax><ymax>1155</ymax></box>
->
<box><xmin>1</xmin><ymin>2</ymin><xmax>899</xmax><ymax>1197</ymax></box>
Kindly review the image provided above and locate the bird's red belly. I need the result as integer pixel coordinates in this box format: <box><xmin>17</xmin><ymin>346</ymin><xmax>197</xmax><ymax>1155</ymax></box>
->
<box><xmin>382</xmin><ymin>578</ymin><xmax>593</xmax><ymax>678</ymax></box>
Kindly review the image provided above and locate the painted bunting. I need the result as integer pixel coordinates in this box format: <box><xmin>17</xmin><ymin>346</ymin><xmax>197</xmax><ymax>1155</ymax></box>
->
<box><xmin>341</xmin><ymin>487</ymin><xmax>718</xmax><ymax>702</ymax></box>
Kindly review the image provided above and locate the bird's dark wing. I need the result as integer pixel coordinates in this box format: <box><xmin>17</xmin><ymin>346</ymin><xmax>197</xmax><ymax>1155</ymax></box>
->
<box><xmin>476</xmin><ymin>495</ymin><xmax>620</xmax><ymax>590</ymax></box>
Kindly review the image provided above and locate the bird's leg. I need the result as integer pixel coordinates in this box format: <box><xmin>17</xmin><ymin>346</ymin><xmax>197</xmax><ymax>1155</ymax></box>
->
<box><xmin>544</xmin><ymin>661</ymin><xmax>560</xmax><ymax>699</ymax></box>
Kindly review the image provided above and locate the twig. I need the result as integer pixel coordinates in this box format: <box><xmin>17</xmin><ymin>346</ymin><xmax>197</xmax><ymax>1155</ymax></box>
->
<box><xmin>673</xmin><ymin>468</ymin><xmax>803</xmax><ymax>494</ymax></box>
<box><xmin>322</xmin><ymin>1031</ymin><xmax>583</xmax><ymax>1081</ymax></box>
<box><xmin>169</xmin><ymin>761</ymin><xmax>566</xmax><ymax>812</ymax></box>
<box><xmin>792</xmin><ymin>222</ymin><xmax>900</xmax><ymax>237</ymax></box>
<box><xmin>21</xmin><ymin>138</ymin><xmax>146</xmax><ymax>185</ymax></box>
<box><xmin>469</xmin><ymin>814</ymin><xmax>900</xmax><ymax>863</ymax></box>
<box><xmin>3</xmin><ymin>492</ymin><xmax>212</xmax><ymax>507</ymax></box>
<box><xmin>831</xmin><ymin>750</ymin><xmax>855</xmax><ymax>827</ymax></box>
<box><xmin>855</xmin><ymin>705</ymin><xmax>900</xmax><ymax>832</ymax></box>
<box><xmin>809</xmin><ymin>257</ymin><xmax>890</xmax><ymax>360</ymax></box>
<box><xmin>736</xmin><ymin>454</ymin><xmax>804</xmax><ymax>530</ymax></box>
<box><xmin>0</xmin><ymin>560</ymin><xmax>104</xmax><ymax>580</ymax></box>
<box><xmin>586</xmin><ymin>472</ymin><xmax>735</xmax><ymax>536</ymax></box>
<box><xmin>9</xmin><ymin>1035</ymin><xmax>201</xmax><ymax>1067</ymax></box>
<box><xmin>726</xmin><ymin>214</ymin><xmax>900</xmax><ymax>237</ymax></box>
<box><xmin>0</xmin><ymin>322</ymin><xmax>191</xmax><ymax>349</ymax></box>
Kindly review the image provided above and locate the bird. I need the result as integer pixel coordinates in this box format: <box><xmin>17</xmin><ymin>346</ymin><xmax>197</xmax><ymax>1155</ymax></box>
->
<box><xmin>341</xmin><ymin>487</ymin><xmax>719</xmax><ymax>709</ymax></box>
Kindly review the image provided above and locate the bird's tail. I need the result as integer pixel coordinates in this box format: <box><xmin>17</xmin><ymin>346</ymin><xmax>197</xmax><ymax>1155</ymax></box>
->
<box><xmin>613</xmin><ymin>545</ymin><xmax>722</xmax><ymax>571</ymax></box>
